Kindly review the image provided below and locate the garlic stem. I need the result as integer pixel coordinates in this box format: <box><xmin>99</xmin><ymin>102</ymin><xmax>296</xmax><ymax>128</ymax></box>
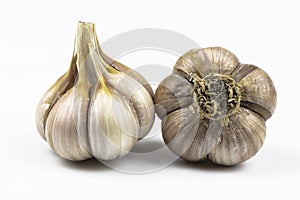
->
<box><xmin>75</xmin><ymin>22</ymin><xmax>99</xmax><ymax>87</ymax></box>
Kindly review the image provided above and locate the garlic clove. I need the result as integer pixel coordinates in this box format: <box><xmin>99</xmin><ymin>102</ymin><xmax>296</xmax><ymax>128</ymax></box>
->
<box><xmin>99</xmin><ymin>53</ymin><xmax>154</xmax><ymax>97</ymax></box>
<box><xmin>88</xmin><ymin>83</ymin><xmax>138</xmax><ymax>160</ymax></box>
<box><xmin>162</xmin><ymin>106</ymin><xmax>223</xmax><ymax>161</ymax></box>
<box><xmin>162</xmin><ymin>106</ymin><xmax>200</xmax><ymax>159</ymax></box>
<box><xmin>45</xmin><ymin>88</ymin><xmax>92</xmax><ymax>161</ymax></box>
<box><xmin>155</xmin><ymin>74</ymin><xmax>194</xmax><ymax>119</ymax></box>
<box><xmin>35</xmin><ymin>55</ymin><xmax>78</xmax><ymax>140</ymax></box>
<box><xmin>174</xmin><ymin>47</ymin><xmax>240</xmax><ymax>78</ymax></box>
<box><xmin>103</xmin><ymin>70</ymin><xmax>155</xmax><ymax>139</ymax></box>
<box><xmin>208</xmin><ymin>107</ymin><xmax>266</xmax><ymax>166</ymax></box>
<box><xmin>238</xmin><ymin>67</ymin><xmax>277</xmax><ymax>120</ymax></box>
<box><xmin>181</xmin><ymin>119</ymin><xmax>224</xmax><ymax>161</ymax></box>
<box><xmin>230</xmin><ymin>64</ymin><xmax>258</xmax><ymax>82</ymax></box>
<box><xmin>118</xmin><ymin>78</ymin><xmax>155</xmax><ymax>139</ymax></box>
<box><xmin>72</xmin><ymin>88</ymin><xmax>90</xmax><ymax>152</ymax></box>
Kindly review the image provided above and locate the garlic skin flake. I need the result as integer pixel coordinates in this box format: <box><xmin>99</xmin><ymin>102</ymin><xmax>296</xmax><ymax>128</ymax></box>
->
<box><xmin>36</xmin><ymin>22</ymin><xmax>155</xmax><ymax>161</ymax></box>
<box><xmin>155</xmin><ymin>47</ymin><xmax>276</xmax><ymax>166</ymax></box>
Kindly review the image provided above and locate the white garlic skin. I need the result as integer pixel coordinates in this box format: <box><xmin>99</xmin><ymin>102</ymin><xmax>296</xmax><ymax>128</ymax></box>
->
<box><xmin>88</xmin><ymin>87</ymin><xmax>139</xmax><ymax>160</ymax></box>
<box><xmin>35</xmin><ymin>56</ymin><xmax>77</xmax><ymax>140</ymax></box>
<box><xmin>45</xmin><ymin>89</ymin><xmax>91</xmax><ymax>161</ymax></box>
<box><xmin>35</xmin><ymin>22</ymin><xmax>155</xmax><ymax>161</ymax></box>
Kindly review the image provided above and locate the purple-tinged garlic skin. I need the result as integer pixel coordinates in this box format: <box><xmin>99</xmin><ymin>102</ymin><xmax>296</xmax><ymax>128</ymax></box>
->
<box><xmin>155</xmin><ymin>47</ymin><xmax>276</xmax><ymax>166</ymax></box>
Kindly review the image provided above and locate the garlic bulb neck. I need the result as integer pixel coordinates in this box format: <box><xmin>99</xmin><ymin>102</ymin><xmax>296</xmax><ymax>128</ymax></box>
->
<box><xmin>190</xmin><ymin>73</ymin><xmax>242</xmax><ymax>121</ymax></box>
<box><xmin>75</xmin><ymin>22</ymin><xmax>117</xmax><ymax>87</ymax></box>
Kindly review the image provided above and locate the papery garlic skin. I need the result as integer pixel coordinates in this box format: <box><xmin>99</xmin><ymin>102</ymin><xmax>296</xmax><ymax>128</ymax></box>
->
<box><xmin>35</xmin><ymin>22</ymin><xmax>155</xmax><ymax>161</ymax></box>
<box><xmin>88</xmin><ymin>87</ymin><xmax>139</xmax><ymax>160</ymax></box>
<box><xmin>35</xmin><ymin>56</ymin><xmax>77</xmax><ymax>140</ymax></box>
<box><xmin>45</xmin><ymin>88</ymin><xmax>92</xmax><ymax>161</ymax></box>
<box><xmin>208</xmin><ymin>108</ymin><xmax>266</xmax><ymax>166</ymax></box>
<box><xmin>155</xmin><ymin>47</ymin><xmax>276</xmax><ymax>166</ymax></box>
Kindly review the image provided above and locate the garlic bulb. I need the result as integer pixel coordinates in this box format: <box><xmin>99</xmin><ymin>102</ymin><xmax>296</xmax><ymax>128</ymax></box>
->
<box><xmin>155</xmin><ymin>47</ymin><xmax>276</xmax><ymax>166</ymax></box>
<box><xmin>36</xmin><ymin>22</ymin><xmax>155</xmax><ymax>161</ymax></box>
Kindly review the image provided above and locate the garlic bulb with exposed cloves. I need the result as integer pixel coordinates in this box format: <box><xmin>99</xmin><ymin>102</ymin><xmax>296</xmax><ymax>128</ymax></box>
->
<box><xmin>155</xmin><ymin>47</ymin><xmax>276</xmax><ymax>166</ymax></box>
<box><xmin>36</xmin><ymin>22</ymin><xmax>155</xmax><ymax>161</ymax></box>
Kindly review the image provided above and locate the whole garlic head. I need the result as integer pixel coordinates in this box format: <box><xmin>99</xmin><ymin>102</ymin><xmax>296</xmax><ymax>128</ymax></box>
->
<box><xmin>155</xmin><ymin>47</ymin><xmax>276</xmax><ymax>166</ymax></box>
<box><xmin>36</xmin><ymin>22</ymin><xmax>155</xmax><ymax>161</ymax></box>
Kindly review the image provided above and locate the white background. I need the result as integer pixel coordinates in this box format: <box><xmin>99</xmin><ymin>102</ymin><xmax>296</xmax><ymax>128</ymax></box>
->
<box><xmin>0</xmin><ymin>0</ymin><xmax>299</xmax><ymax>199</ymax></box>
